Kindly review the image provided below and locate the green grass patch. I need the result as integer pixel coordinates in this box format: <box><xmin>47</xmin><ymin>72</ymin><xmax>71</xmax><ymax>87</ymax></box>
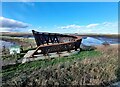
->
<box><xmin>2</xmin><ymin>50</ymin><xmax>101</xmax><ymax>82</ymax></box>
<box><xmin>2</xmin><ymin>53</ymin><xmax>25</xmax><ymax>60</ymax></box>
<box><xmin>2</xmin><ymin>47</ymin><xmax>36</xmax><ymax>61</ymax></box>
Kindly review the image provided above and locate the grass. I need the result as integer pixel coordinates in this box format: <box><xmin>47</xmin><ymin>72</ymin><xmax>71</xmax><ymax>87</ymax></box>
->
<box><xmin>3</xmin><ymin>50</ymin><xmax>100</xmax><ymax>71</ymax></box>
<box><xmin>1</xmin><ymin>32</ymin><xmax>120</xmax><ymax>38</ymax></box>
<box><xmin>2</xmin><ymin>53</ymin><xmax>25</xmax><ymax>60</ymax></box>
<box><xmin>2</xmin><ymin>47</ymin><xmax>36</xmax><ymax>61</ymax></box>
<box><xmin>2</xmin><ymin>50</ymin><xmax>101</xmax><ymax>83</ymax></box>
<box><xmin>1</xmin><ymin>36</ymin><xmax>36</xmax><ymax>50</ymax></box>
<box><xmin>1</xmin><ymin>43</ymin><xmax>119</xmax><ymax>86</ymax></box>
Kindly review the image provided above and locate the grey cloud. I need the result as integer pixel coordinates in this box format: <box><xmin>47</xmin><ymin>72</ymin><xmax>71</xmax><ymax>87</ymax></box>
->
<box><xmin>0</xmin><ymin>17</ymin><xmax>28</xmax><ymax>28</ymax></box>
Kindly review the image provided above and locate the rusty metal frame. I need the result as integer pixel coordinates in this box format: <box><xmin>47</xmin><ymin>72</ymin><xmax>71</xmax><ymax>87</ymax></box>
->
<box><xmin>29</xmin><ymin>30</ymin><xmax>82</xmax><ymax>57</ymax></box>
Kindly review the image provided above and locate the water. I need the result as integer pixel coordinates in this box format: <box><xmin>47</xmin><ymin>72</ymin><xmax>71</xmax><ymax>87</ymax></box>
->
<box><xmin>0</xmin><ymin>36</ymin><xmax>119</xmax><ymax>48</ymax></box>
<box><xmin>82</xmin><ymin>36</ymin><xmax>119</xmax><ymax>46</ymax></box>
<box><xmin>0</xmin><ymin>40</ymin><xmax>16</xmax><ymax>49</ymax></box>
<box><xmin>82</xmin><ymin>37</ymin><xmax>103</xmax><ymax>46</ymax></box>
<box><xmin>95</xmin><ymin>37</ymin><xmax>119</xmax><ymax>44</ymax></box>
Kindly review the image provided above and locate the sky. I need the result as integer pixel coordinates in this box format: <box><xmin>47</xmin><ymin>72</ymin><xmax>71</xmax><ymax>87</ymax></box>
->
<box><xmin>1</xmin><ymin>2</ymin><xmax>118</xmax><ymax>34</ymax></box>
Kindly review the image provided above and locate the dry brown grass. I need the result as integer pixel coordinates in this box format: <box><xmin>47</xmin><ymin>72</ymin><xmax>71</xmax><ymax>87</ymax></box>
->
<box><xmin>2</xmin><ymin>44</ymin><xmax>119</xmax><ymax>86</ymax></box>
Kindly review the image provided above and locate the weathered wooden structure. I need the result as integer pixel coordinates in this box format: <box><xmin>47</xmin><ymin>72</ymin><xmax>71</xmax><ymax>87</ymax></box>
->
<box><xmin>26</xmin><ymin>30</ymin><xmax>82</xmax><ymax>58</ymax></box>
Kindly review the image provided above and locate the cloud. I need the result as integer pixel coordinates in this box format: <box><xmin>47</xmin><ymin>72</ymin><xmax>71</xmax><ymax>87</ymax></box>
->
<box><xmin>58</xmin><ymin>24</ymin><xmax>99</xmax><ymax>29</ymax></box>
<box><xmin>21</xmin><ymin>1</ymin><xmax>35</xmax><ymax>7</ymax></box>
<box><xmin>58</xmin><ymin>24</ymin><xmax>81</xmax><ymax>29</ymax></box>
<box><xmin>57</xmin><ymin>22</ymin><xmax>118</xmax><ymax>34</ymax></box>
<box><xmin>0</xmin><ymin>28</ymin><xmax>12</xmax><ymax>32</ymax></box>
<box><xmin>0</xmin><ymin>17</ymin><xmax>28</xmax><ymax>28</ymax></box>
<box><xmin>28</xmin><ymin>27</ymin><xmax>42</xmax><ymax>33</ymax></box>
<box><xmin>0</xmin><ymin>17</ymin><xmax>29</xmax><ymax>32</ymax></box>
<box><xmin>86</xmin><ymin>24</ymin><xmax>99</xmax><ymax>28</ymax></box>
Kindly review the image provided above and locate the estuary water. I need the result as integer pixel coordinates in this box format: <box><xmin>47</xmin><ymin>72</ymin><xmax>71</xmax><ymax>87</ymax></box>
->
<box><xmin>0</xmin><ymin>36</ymin><xmax>119</xmax><ymax>48</ymax></box>
<box><xmin>82</xmin><ymin>36</ymin><xmax>119</xmax><ymax>46</ymax></box>
<box><xmin>0</xmin><ymin>40</ymin><xmax>16</xmax><ymax>48</ymax></box>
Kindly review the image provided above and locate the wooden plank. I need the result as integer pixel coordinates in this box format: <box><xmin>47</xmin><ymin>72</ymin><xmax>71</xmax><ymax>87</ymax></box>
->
<box><xmin>24</xmin><ymin>50</ymin><xmax>36</xmax><ymax>58</ymax></box>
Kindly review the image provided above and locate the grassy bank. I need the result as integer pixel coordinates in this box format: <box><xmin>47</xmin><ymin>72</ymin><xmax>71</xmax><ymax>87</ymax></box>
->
<box><xmin>1</xmin><ymin>34</ymin><xmax>119</xmax><ymax>86</ymax></box>
<box><xmin>2</xmin><ymin>50</ymin><xmax>100</xmax><ymax>85</ymax></box>
<box><xmin>2</xmin><ymin>47</ymin><xmax>36</xmax><ymax>62</ymax></box>
<box><xmin>2</xmin><ymin>44</ymin><xmax>119</xmax><ymax>86</ymax></box>
<box><xmin>1</xmin><ymin>32</ymin><xmax>32</xmax><ymax>37</ymax></box>
<box><xmin>1</xmin><ymin>36</ymin><xmax>36</xmax><ymax>55</ymax></box>
<box><xmin>0</xmin><ymin>36</ymin><xmax>36</xmax><ymax>48</ymax></box>
<box><xmin>1</xmin><ymin>32</ymin><xmax>120</xmax><ymax>38</ymax></box>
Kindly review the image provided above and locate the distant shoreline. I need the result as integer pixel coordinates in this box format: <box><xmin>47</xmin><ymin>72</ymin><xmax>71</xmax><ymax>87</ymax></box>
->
<box><xmin>1</xmin><ymin>32</ymin><xmax>120</xmax><ymax>38</ymax></box>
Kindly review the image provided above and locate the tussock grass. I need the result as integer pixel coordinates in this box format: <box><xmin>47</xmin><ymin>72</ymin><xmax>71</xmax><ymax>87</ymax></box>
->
<box><xmin>2</xmin><ymin>45</ymin><xmax>119</xmax><ymax>86</ymax></box>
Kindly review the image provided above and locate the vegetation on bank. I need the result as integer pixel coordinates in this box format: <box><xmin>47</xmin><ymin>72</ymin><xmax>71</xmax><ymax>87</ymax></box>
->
<box><xmin>1</xmin><ymin>32</ymin><xmax>32</xmax><ymax>37</ymax></box>
<box><xmin>1</xmin><ymin>32</ymin><xmax>120</xmax><ymax>38</ymax></box>
<box><xmin>2</xmin><ymin>47</ymin><xmax>36</xmax><ymax>60</ymax></box>
<box><xmin>2</xmin><ymin>50</ymin><xmax>101</xmax><ymax>85</ymax></box>
<box><xmin>1</xmin><ymin>36</ymin><xmax>36</xmax><ymax>56</ymax></box>
<box><xmin>2</xmin><ymin>46</ymin><xmax>119</xmax><ymax>86</ymax></box>
<box><xmin>2</xmin><ymin>53</ymin><xmax>25</xmax><ymax>60</ymax></box>
<box><xmin>0</xmin><ymin>36</ymin><xmax>36</xmax><ymax>48</ymax></box>
<box><xmin>1</xmin><ymin>35</ymin><xmax>119</xmax><ymax>86</ymax></box>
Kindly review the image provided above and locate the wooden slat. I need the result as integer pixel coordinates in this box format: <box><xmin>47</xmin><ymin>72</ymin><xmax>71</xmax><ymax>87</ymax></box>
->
<box><xmin>24</xmin><ymin>50</ymin><xmax>36</xmax><ymax>58</ymax></box>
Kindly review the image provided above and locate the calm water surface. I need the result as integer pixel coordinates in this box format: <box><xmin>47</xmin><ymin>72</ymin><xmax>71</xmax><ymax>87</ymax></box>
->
<box><xmin>0</xmin><ymin>36</ymin><xmax>119</xmax><ymax>48</ymax></box>
<box><xmin>0</xmin><ymin>40</ymin><xmax>16</xmax><ymax>48</ymax></box>
<box><xmin>82</xmin><ymin>36</ymin><xmax>120</xmax><ymax>46</ymax></box>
